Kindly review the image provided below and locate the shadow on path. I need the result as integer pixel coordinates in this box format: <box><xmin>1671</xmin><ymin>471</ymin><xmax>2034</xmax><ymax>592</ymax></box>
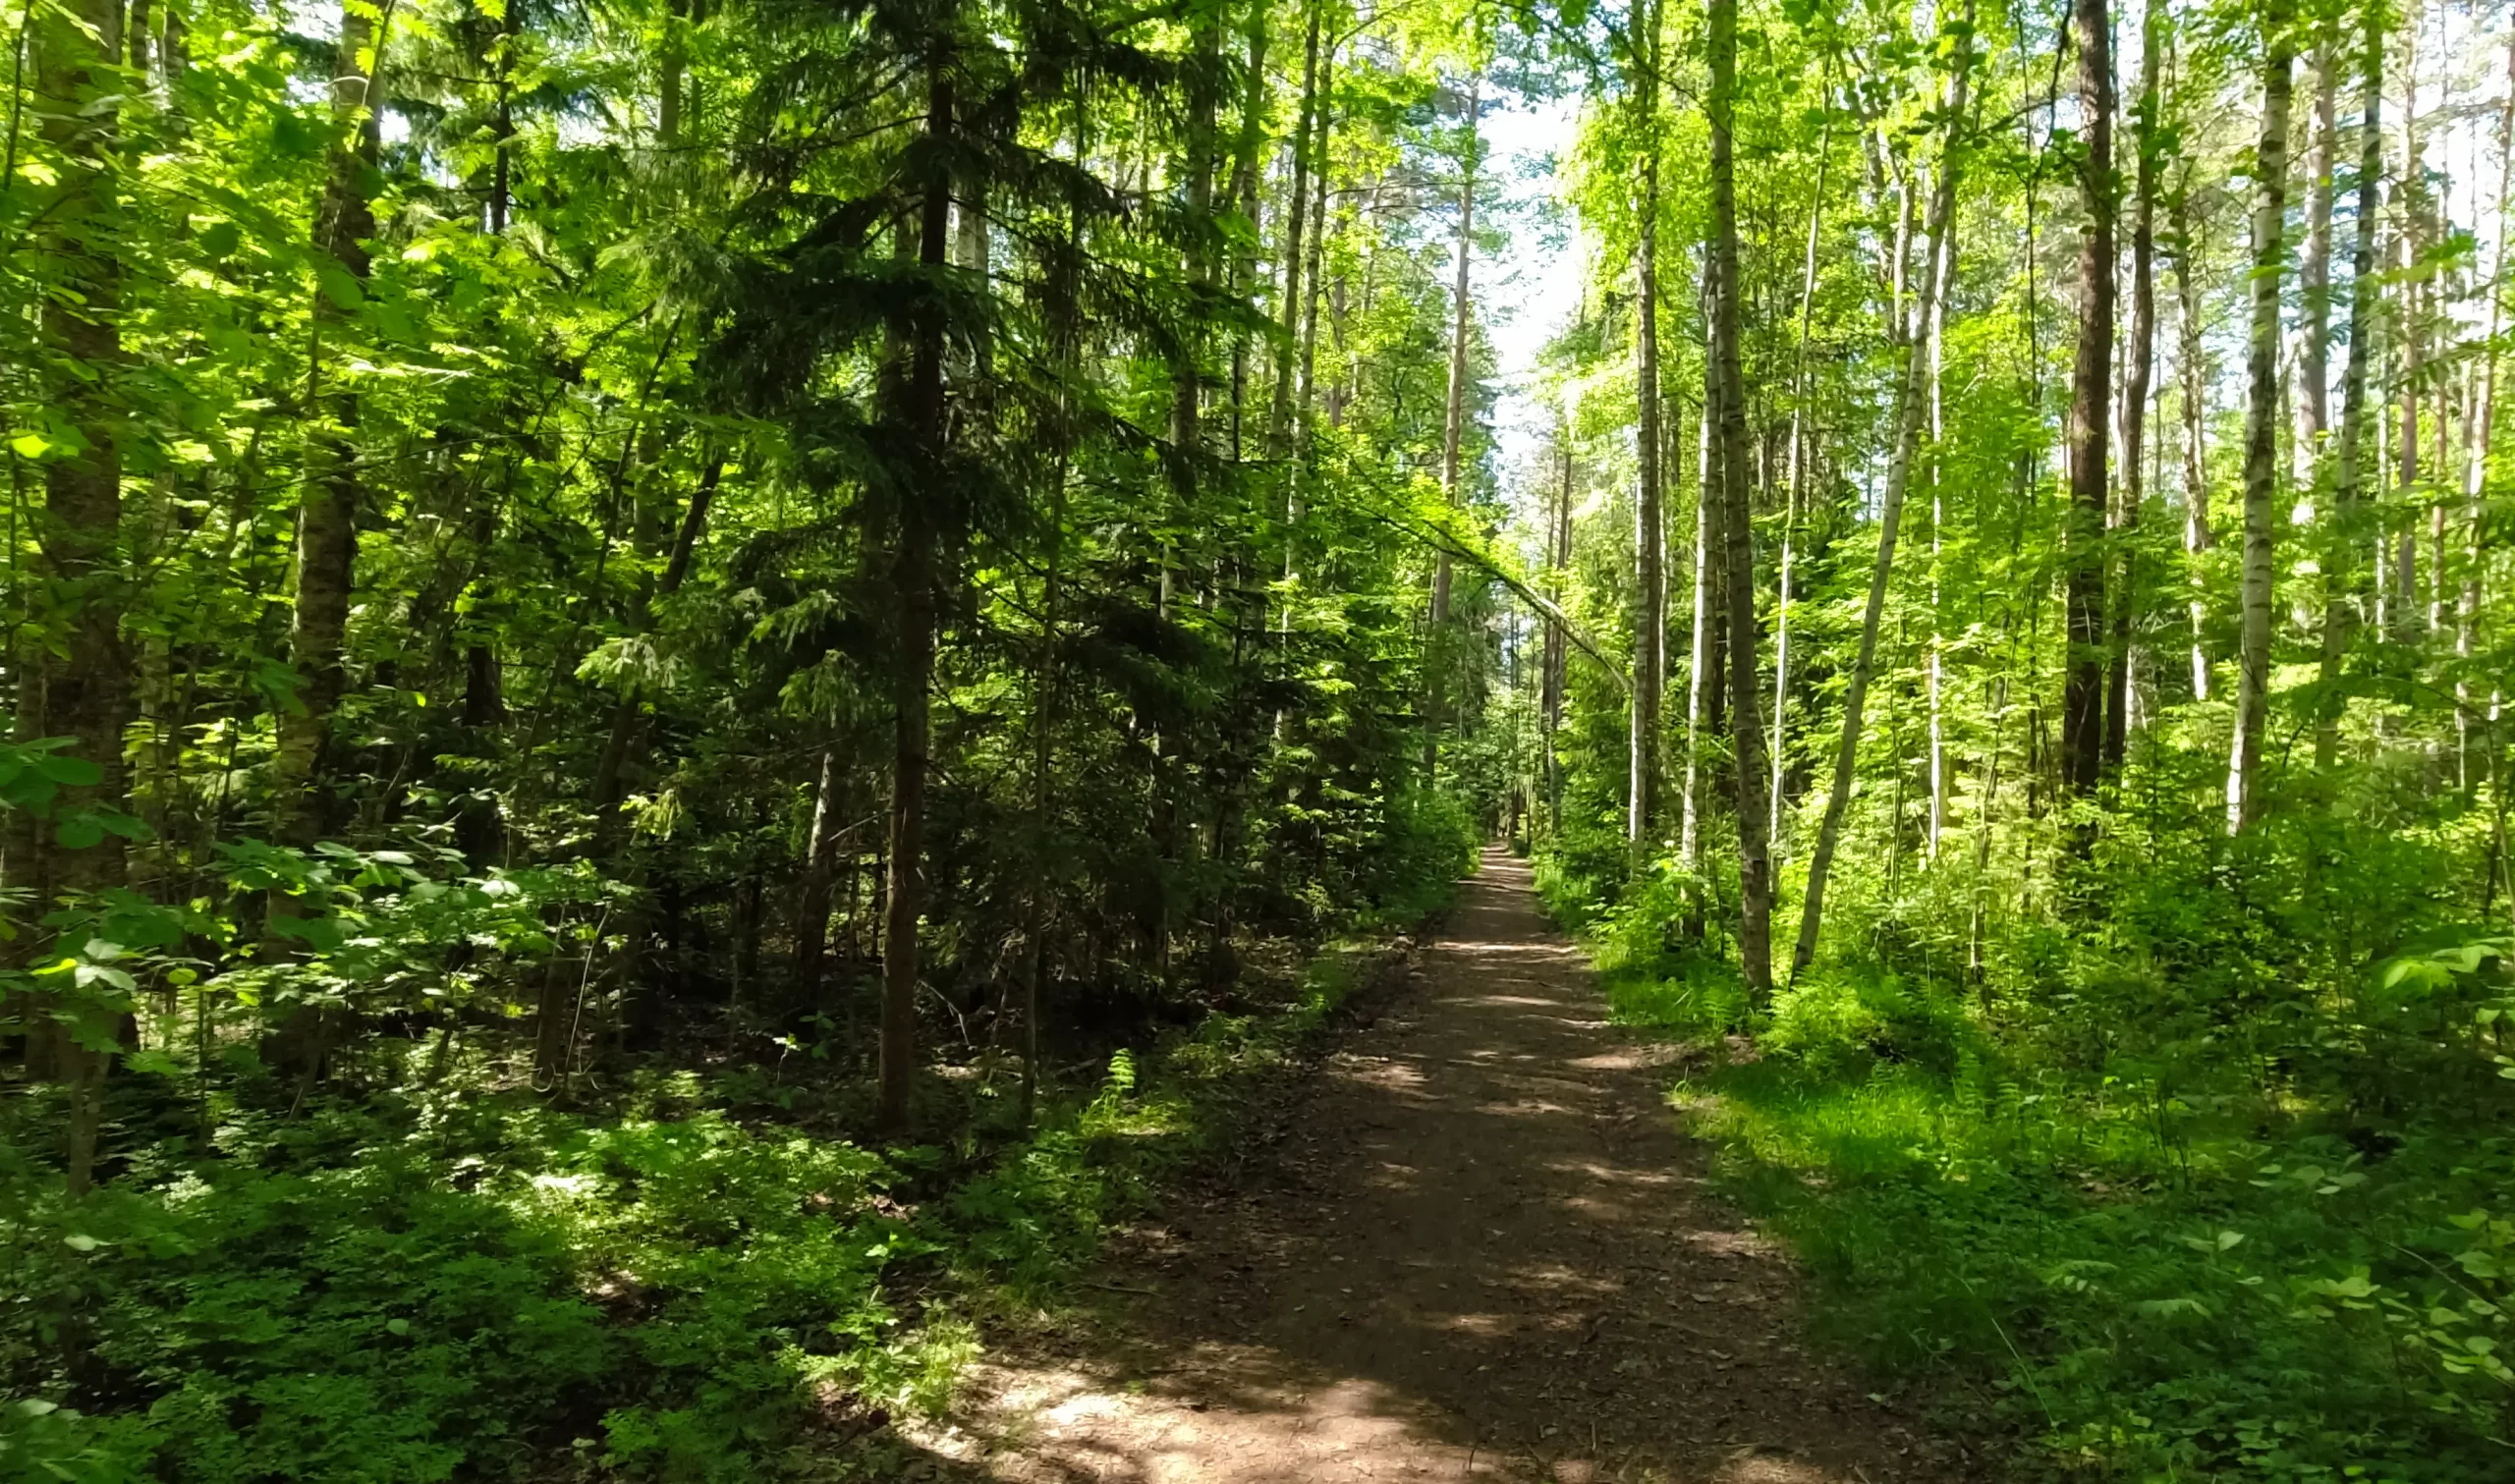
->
<box><xmin>912</xmin><ymin>847</ymin><xmax>1986</xmax><ymax>1483</ymax></box>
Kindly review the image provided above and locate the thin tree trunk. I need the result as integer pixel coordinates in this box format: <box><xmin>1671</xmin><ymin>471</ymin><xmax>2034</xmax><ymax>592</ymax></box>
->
<box><xmin>1777</xmin><ymin>93</ymin><xmax>1835</xmax><ymax>852</ymax></box>
<box><xmin>1708</xmin><ymin>0</ymin><xmax>1771</xmax><ymax>998</ymax></box>
<box><xmin>2454</xmin><ymin>43</ymin><xmax>2510</xmax><ymax>792</ymax></box>
<box><xmin>2106</xmin><ymin>0</ymin><xmax>2164</xmax><ymax>777</ymax></box>
<box><xmin>1426</xmin><ymin>68</ymin><xmax>1480</xmax><ymax>782</ymax></box>
<box><xmin>1543</xmin><ymin>424</ymin><xmax>1572</xmax><ymax>832</ymax></box>
<box><xmin>2177</xmin><ymin>153</ymin><xmax>2213</xmax><ymax>702</ymax></box>
<box><xmin>876</xmin><ymin>56</ymin><xmax>954</xmax><ymax>1132</ymax></box>
<box><xmin>1023</xmin><ymin>81</ymin><xmax>1092</xmax><ymax>1128</ymax></box>
<box><xmin>794</xmin><ymin>747</ymin><xmax>843</xmax><ymax>1009</ymax></box>
<box><xmin>1277</xmin><ymin>41</ymin><xmax>1334</xmax><ymax>740</ymax></box>
<box><xmin>1267</xmin><ymin>0</ymin><xmax>1321</xmax><ymax>456</ymax></box>
<box><xmin>2227</xmin><ymin>14</ymin><xmax>2294</xmax><ymax>835</ymax></box>
<box><xmin>2298</xmin><ymin>34</ymin><xmax>2336</xmax><ymax>474</ymax></box>
<box><xmin>1629</xmin><ymin>10</ymin><xmax>1663</xmax><ymax>850</ymax></box>
<box><xmin>1794</xmin><ymin>21</ymin><xmax>1971</xmax><ymax>979</ymax></box>
<box><xmin>2060</xmin><ymin>0</ymin><xmax>2116</xmax><ymax>799</ymax></box>
<box><xmin>278</xmin><ymin>0</ymin><xmax>389</xmax><ymax>846</ymax></box>
<box><xmin>2394</xmin><ymin>10</ymin><xmax>2422</xmax><ymax>649</ymax></box>
<box><xmin>2317</xmin><ymin>8</ymin><xmax>2384</xmax><ymax>768</ymax></box>
<box><xmin>1679</xmin><ymin>403</ymin><xmax>1718</xmax><ymax>883</ymax></box>
<box><xmin>1298</xmin><ymin>51</ymin><xmax>1332</xmax><ymax>437</ymax></box>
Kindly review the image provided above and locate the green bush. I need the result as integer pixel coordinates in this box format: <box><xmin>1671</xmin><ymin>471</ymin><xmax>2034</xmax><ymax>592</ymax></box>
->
<box><xmin>1538</xmin><ymin>813</ymin><xmax>2515</xmax><ymax>1481</ymax></box>
<box><xmin>0</xmin><ymin>1103</ymin><xmax>942</xmax><ymax>1484</ymax></box>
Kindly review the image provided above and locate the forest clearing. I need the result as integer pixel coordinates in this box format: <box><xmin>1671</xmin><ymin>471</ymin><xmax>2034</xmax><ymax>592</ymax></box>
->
<box><xmin>4</xmin><ymin>0</ymin><xmax>2514</xmax><ymax>1477</ymax></box>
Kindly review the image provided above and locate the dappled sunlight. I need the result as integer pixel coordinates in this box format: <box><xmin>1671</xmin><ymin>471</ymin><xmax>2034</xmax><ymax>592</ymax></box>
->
<box><xmin>938</xmin><ymin>848</ymin><xmax>1952</xmax><ymax>1484</ymax></box>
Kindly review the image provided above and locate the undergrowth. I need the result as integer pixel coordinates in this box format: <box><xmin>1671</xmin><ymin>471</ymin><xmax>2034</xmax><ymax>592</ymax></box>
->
<box><xmin>1533</xmin><ymin>837</ymin><xmax>2515</xmax><ymax>1484</ymax></box>
<box><xmin>2</xmin><ymin>893</ymin><xmax>1453</xmax><ymax>1484</ymax></box>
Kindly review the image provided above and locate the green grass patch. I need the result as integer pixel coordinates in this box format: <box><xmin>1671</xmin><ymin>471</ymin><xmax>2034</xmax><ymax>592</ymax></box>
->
<box><xmin>1535</xmin><ymin>863</ymin><xmax>2515</xmax><ymax>1484</ymax></box>
<box><xmin>1</xmin><ymin>930</ymin><xmax>1434</xmax><ymax>1484</ymax></box>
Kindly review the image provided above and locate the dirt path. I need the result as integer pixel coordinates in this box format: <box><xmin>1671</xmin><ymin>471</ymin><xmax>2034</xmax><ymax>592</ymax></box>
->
<box><xmin>917</xmin><ymin>848</ymin><xmax>1983</xmax><ymax>1483</ymax></box>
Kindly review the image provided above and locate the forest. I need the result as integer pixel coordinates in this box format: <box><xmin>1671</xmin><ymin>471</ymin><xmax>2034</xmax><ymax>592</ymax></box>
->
<box><xmin>2</xmin><ymin>0</ymin><xmax>2512</xmax><ymax>1473</ymax></box>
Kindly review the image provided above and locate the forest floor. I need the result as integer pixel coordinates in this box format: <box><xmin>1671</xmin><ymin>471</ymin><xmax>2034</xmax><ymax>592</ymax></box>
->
<box><xmin>902</xmin><ymin>847</ymin><xmax>1990</xmax><ymax>1483</ymax></box>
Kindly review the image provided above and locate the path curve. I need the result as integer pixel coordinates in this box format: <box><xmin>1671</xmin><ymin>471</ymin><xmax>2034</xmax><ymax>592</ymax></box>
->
<box><xmin>922</xmin><ymin>847</ymin><xmax>1983</xmax><ymax>1483</ymax></box>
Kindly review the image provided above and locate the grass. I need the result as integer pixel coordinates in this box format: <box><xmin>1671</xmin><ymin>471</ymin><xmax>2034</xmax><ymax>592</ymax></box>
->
<box><xmin>0</xmin><ymin>917</ymin><xmax>1446</xmax><ymax>1484</ymax></box>
<box><xmin>1532</xmin><ymin>856</ymin><xmax>2515</xmax><ymax>1484</ymax></box>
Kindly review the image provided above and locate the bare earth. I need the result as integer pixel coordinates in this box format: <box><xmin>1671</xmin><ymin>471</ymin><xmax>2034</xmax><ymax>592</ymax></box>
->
<box><xmin>914</xmin><ymin>847</ymin><xmax>1984</xmax><ymax>1483</ymax></box>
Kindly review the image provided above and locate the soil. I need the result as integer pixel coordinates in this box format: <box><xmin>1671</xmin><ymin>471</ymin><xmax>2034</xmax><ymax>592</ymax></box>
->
<box><xmin>907</xmin><ymin>847</ymin><xmax>1989</xmax><ymax>1483</ymax></box>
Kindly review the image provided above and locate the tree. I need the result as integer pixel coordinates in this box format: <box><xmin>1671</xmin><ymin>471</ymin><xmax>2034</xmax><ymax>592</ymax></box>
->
<box><xmin>2226</xmin><ymin>0</ymin><xmax>2292</xmax><ymax>834</ymax></box>
<box><xmin>2316</xmin><ymin>0</ymin><xmax>2385</xmax><ymax>768</ymax></box>
<box><xmin>1793</xmin><ymin>2</ymin><xmax>1972</xmax><ymax>979</ymax></box>
<box><xmin>1627</xmin><ymin>0</ymin><xmax>1663</xmax><ymax>849</ymax></box>
<box><xmin>2060</xmin><ymin>0</ymin><xmax>2115</xmax><ymax>800</ymax></box>
<box><xmin>1705</xmin><ymin>0</ymin><xmax>1770</xmax><ymax>997</ymax></box>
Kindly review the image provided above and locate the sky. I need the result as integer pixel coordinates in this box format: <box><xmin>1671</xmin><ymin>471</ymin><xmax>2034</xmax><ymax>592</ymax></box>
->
<box><xmin>1474</xmin><ymin>92</ymin><xmax>1587</xmax><ymax>486</ymax></box>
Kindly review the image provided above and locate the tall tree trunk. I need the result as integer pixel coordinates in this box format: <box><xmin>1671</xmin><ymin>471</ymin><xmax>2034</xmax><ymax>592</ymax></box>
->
<box><xmin>2060</xmin><ymin>0</ymin><xmax>2116</xmax><ymax>799</ymax></box>
<box><xmin>1679</xmin><ymin>402</ymin><xmax>1718</xmax><ymax>886</ymax></box>
<box><xmin>1793</xmin><ymin>21</ymin><xmax>1971</xmax><ymax>980</ymax></box>
<box><xmin>2298</xmin><ymin>33</ymin><xmax>2336</xmax><ymax>475</ymax></box>
<box><xmin>2106</xmin><ymin>0</ymin><xmax>2163</xmax><ymax>777</ymax></box>
<box><xmin>1778</xmin><ymin>94</ymin><xmax>1834</xmax><ymax>852</ymax></box>
<box><xmin>2393</xmin><ymin>8</ymin><xmax>2422</xmax><ymax>649</ymax></box>
<box><xmin>1629</xmin><ymin>12</ymin><xmax>1662</xmax><ymax>851</ymax></box>
<box><xmin>1022</xmin><ymin>81</ymin><xmax>1092</xmax><ymax>1128</ymax></box>
<box><xmin>1222</xmin><ymin>17</ymin><xmax>1267</xmax><ymax>459</ymax></box>
<box><xmin>24</xmin><ymin>0</ymin><xmax>129</xmax><ymax>1197</ymax></box>
<box><xmin>1425</xmin><ymin>68</ymin><xmax>1480</xmax><ymax>783</ymax></box>
<box><xmin>2176</xmin><ymin>161</ymin><xmax>2213</xmax><ymax>703</ymax></box>
<box><xmin>2227</xmin><ymin>10</ymin><xmax>2293</xmax><ymax>835</ymax></box>
<box><xmin>877</xmin><ymin>54</ymin><xmax>954</xmax><ymax>1132</ymax></box>
<box><xmin>1148</xmin><ymin>13</ymin><xmax>1219</xmax><ymax>989</ymax></box>
<box><xmin>2317</xmin><ymin>7</ymin><xmax>2384</xmax><ymax>768</ymax></box>
<box><xmin>1707</xmin><ymin>0</ymin><xmax>1771</xmax><ymax>998</ymax></box>
<box><xmin>1268</xmin><ymin>0</ymin><xmax>1322</xmax><ymax>457</ymax></box>
<box><xmin>2458</xmin><ymin>43</ymin><xmax>2513</xmax><ymax>790</ymax></box>
<box><xmin>1298</xmin><ymin>51</ymin><xmax>1333</xmax><ymax>437</ymax></box>
<box><xmin>1277</xmin><ymin>41</ymin><xmax>1335</xmax><ymax>742</ymax></box>
<box><xmin>1543</xmin><ymin>425</ymin><xmax>1572</xmax><ymax>832</ymax></box>
<box><xmin>278</xmin><ymin>0</ymin><xmax>389</xmax><ymax>845</ymax></box>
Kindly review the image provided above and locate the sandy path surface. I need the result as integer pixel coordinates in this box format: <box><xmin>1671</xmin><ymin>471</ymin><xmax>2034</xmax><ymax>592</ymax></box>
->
<box><xmin>915</xmin><ymin>847</ymin><xmax>1984</xmax><ymax>1483</ymax></box>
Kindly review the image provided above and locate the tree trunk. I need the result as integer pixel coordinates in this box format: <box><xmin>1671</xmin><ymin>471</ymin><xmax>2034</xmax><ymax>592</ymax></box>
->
<box><xmin>277</xmin><ymin>0</ymin><xmax>389</xmax><ymax>846</ymax></box>
<box><xmin>2106</xmin><ymin>0</ymin><xmax>2163</xmax><ymax>777</ymax></box>
<box><xmin>794</xmin><ymin>747</ymin><xmax>843</xmax><ymax>1010</ymax></box>
<box><xmin>1778</xmin><ymin>95</ymin><xmax>1834</xmax><ymax>852</ymax></box>
<box><xmin>1543</xmin><ymin>426</ymin><xmax>1572</xmax><ymax>832</ymax></box>
<box><xmin>1629</xmin><ymin>12</ymin><xmax>1662</xmax><ymax>851</ymax></box>
<box><xmin>2176</xmin><ymin>166</ymin><xmax>2212</xmax><ymax>703</ymax></box>
<box><xmin>1707</xmin><ymin>0</ymin><xmax>1771</xmax><ymax>999</ymax></box>
<box><xmin>877</xmin><ymin>57</ymin><xmax>954</xmax><ymax>1133</ymax></box>
<box><xmin>2393</xmin><ymin>11</ymin><xmax>2422</xmax><ymax>649</ymax></box>
<box><xmin>1268</xmin><ymin>0</ymin><xmax>1322</xmax><ymax>457</ymax></box>
<box><xmin>2227</xmin><ymin>13</ymin><xmax>2293</xmax><ymax>835</ymax></box>
<box><xmin>1679</xmin><ymin>403</ymin><xmax>1718</xmax><ymax>887</ymax></box>
<box><xmin>1793</xmin><ymin>21</ymin><xmax>1971</xmax><ymax>980</ymax></box>
<box><xmin>2457</xmin><ymin>43</ymin><xmax>2512</xmax><ymax>790</ymax></box>
<box><xmin>2317</xmin><ymin>8</ymin><xmax>2384</xmax><ymax>768</ymax></box>
<box><xmin>2059</xmin><ymin>0</ymin><xmax>2115</xmax><ymax>799</ymax></box>
<box><xmin>2298</xmin><ymin>34</ymin><xmax>2336</xmax><ymax>474</ymax></box>
<box><xmin>24</xmin><ymin>0</ymin><xmax>130</xmax><ymax>1196</ymax></box>
<box><xmin>1425</xmin><ymin>69</ymin><xmax>1480</xmax><ymax>783</ymax></box>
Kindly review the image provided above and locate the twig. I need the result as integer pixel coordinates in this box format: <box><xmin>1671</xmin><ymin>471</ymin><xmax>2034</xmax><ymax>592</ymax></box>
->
<box><xmin>1084</xmin><ymin>1278</ymin><xmax>1158</xmax><ymax>1296</ymax></box>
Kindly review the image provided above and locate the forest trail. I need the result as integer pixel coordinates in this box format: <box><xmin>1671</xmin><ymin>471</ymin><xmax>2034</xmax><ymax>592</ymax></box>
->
<box><xmin>917</xmin><ymin>847</ymin><xmax>1983</xmax><ymax>1483</ymax></box>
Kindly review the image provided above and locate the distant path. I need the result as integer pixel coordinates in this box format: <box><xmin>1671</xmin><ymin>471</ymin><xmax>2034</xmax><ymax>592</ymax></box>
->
<box><xmin>921</xmin><ymin>846</ymin><xmax>1984</xmax><ymax>1483</ymax></box>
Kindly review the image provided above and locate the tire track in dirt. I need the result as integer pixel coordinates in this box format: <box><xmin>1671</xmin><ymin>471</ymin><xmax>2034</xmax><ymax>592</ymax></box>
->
<box><xmin>915</xmin><ymin>846</ymin><xmax>1987</xmax><ymax>1483</ymax></box>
